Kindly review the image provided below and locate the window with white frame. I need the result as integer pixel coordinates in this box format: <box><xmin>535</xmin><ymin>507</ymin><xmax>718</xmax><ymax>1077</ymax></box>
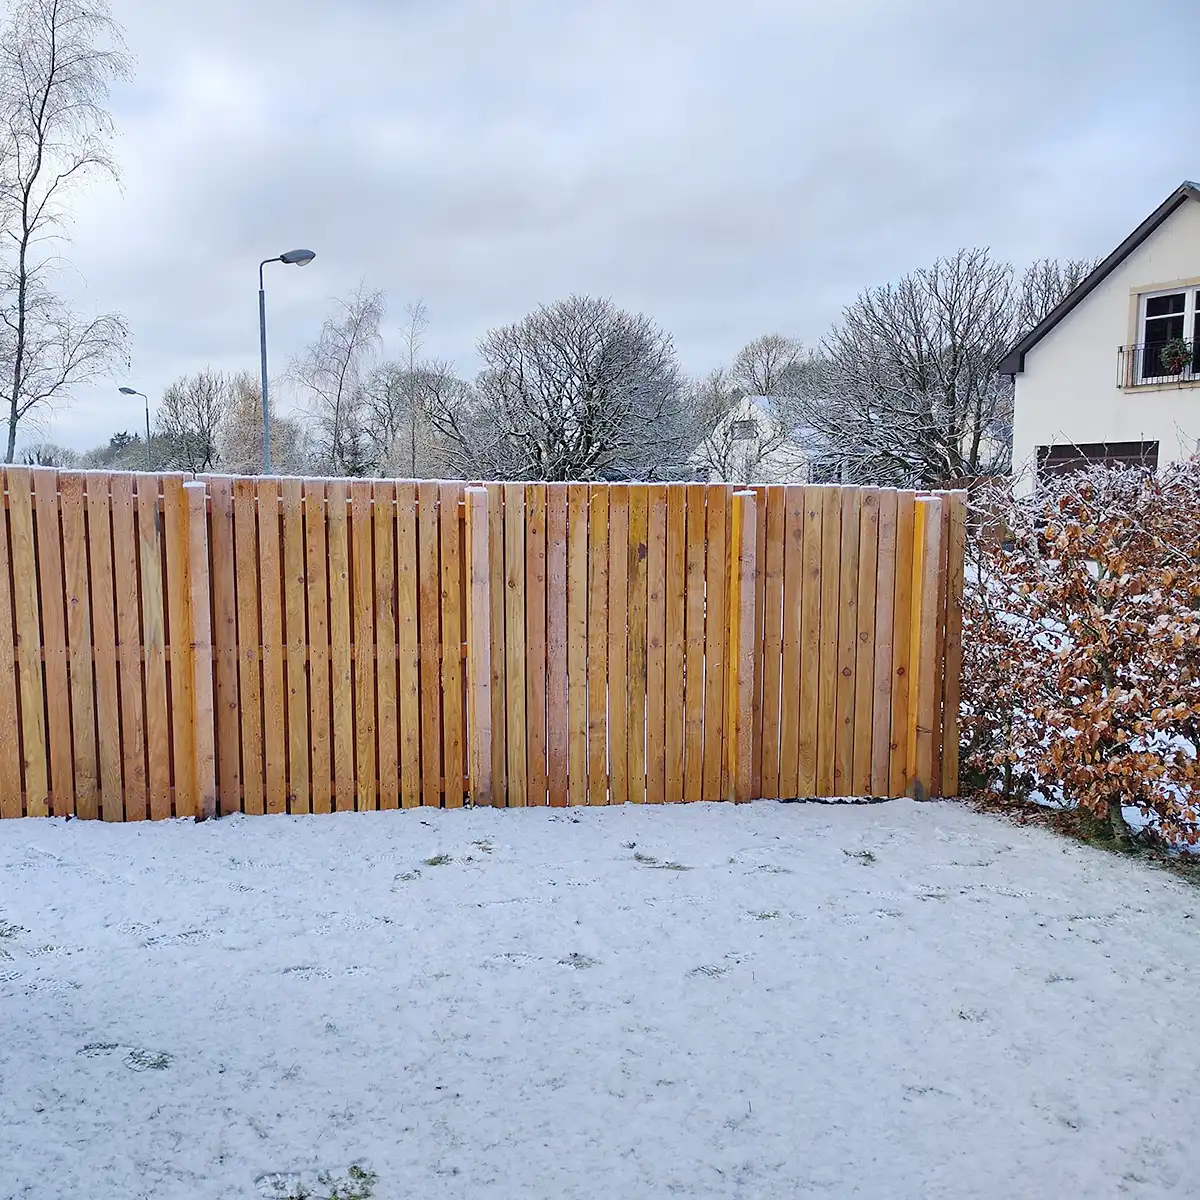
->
<box><xmin>1137</xmin><ymin>286</ymin><xmax>1200</xmax><ymax>381</ymax></box>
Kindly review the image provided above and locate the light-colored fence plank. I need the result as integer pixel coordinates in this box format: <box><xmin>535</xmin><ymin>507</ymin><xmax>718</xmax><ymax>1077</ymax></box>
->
<box><xmin>759</xmin><ymin>485</ymin><xmax>785</xmax><ymax>799</ymax></box>
<box><xmin>485</xmin><ymin>482</ymin><xmax>507</xmax><ymax>807</ymax></box>
<box><xmin>751</xmin><ymin>486</ymin><xmax>767</xmax><ymax>797</ymax></box>
<box><xmin>587</xmin><ymin>484</ymin><xmax>610</xmax><ymax>805</ymax></box>
<box><xmin>701</xmin><ymin>486</ymin><xmax>727</xmax><ymax>801</ymax></box>
<box><xmin>941</xmin><ymin>491</ymin><xmax>967</xmax><ymax>798</ymax></box>
<box><xmin>870</xmin><ymin>489</ymin><xmax>898</xmax><ymax>796</ymax></box>
<box><xmin>0</xmin><ymin>477</ymin><xmax>24</xmax><ymax>818</ymax></box>
<box><xmin>111</xmin><ymin>473</ymin><xmax>148</xmax><ymax>820</ymax></box>
<box><xmin>283</xmin><ymin>479</ymin><xmax>311</xmax><ymax>815</ymax></box>
<box><xmin>545</xmin><ymin>483</ymin><xmax>568</xmax><ymax>807</ymax></box>
<box><xmin>395</xmin><ymin>483</ymin><xmax>421</xmax><ymax>808</ymax></box>
<box><xmin>645</xmin><ymin>485</ymin><xmax>667</xmax><ymax>804</ymax></box>
<box><xmin>503</xmin><ymin>483</ymin><xmax>527</xmax><ymax>808</ymax></box>
<box><xmin>372</xmin><ymin>481</ymin><xmax>397</xmax><ymax>811</ymax></box>
<box><xmin>889</xmin><ymin>491</ymin><xmax>917</xmax><ymax>797</ymax></box>
<box><xmin>305</xmin><ymin>480</ymin><xmax>333</xmax><ymax>814</ymax></box>
<box><xmin>233</xmin><ymin>478</ymin><xmax>264</xmax><ymax>816</ymax></box>
<box><xmin>259</xmin><ymin>479</ymin><xmax>288</xmax><ymax>815</ymax></box>
<box><xmin>816</xmin><ymin>487</ymin><xmax>842</xmax><ymax>797</ymax></box>
<box><xmin>566</xmin><ymin>483</ymin><xmax>590</xmax><ymax>805</ymax></box>
<box><xmin>351</xmin><ymin>481</ymin><xmax>378</xmax><ymax>812</ymax></box>
<box><xmin>778</xmin><ymin>486</ymin><xmax>804</xmax><ymax>798</ymax></box>
<box><xmin>607</xmin><ymin>485</ymin><xmax>630</xmax><ymax>806</ymax></box>
<box><xmin>834</xmin><ymin>487</ymin><xmax>861</xmax><ymax>796</ymax></box>
<box><xmin>683</xmin><ymin>484</ymin><xmax>706</xmax><ymax>801</ymax></box>
<box><xmin>416</xmin><ymin>481</ymin><xmax>442</xmax><ymax>807</ymax></box>
<box><xmin>525</xmin><ymin>483</ymin><xmax>548</xmax><ymax>806</ymax></box>
<box><xmin>328</xmin><ymin>480</ymin><xmax>355</xmax><ymax>812</ymax></box>
<box><xmin>853</xmin><ymin>488</ymin><xmax>880</xmax><ymax>796</ymax></box>
<box><xmin>626</xmin><ymin>484</ymin><xmax>648</xmax><ymax>803</ymax></box>
<box><xmin>186</xmin><ymin>482</ymin><xmax>217</xmax><ymax>822</ymax></box>
<box><xmin>163</xmin><ymin>475</ymin><xmax>195</xmax><ymax>820</ymax></box>
<box><xmin>60</xmin><ymin>473</ymin><xmax>97</xmax><ymax>820</ymax></box>
<box><xmin>725</xmin><ymin>492</ymin><xmax>757</xmax><ymax>803</ymax></box>
<box><xmin>909</xmin><ymin>497</ymin><xmax>944</xmax><ymax>798</ymax></box>
<box><xmin>32</xmin><ymin>470</ymin><xmax>73</xmax><ymax>817</ymax></box>
<box><xmin>206</xmin><ymin>477</ymin><xmax>240</xmax><ymax>816</ymax></box>
<box><xmin>85</xmin><ymin>473</ymin><xmax>122</xmax><ymax>819</ymax></box>
<box><xmin>466</xmin><ymin>488</ymin><xmax>493</xmax><ymax>807</ymax></box>
<box><xmin>664</xmin><ymin>484</ymin><xmax>686</xmax><ymax>805</ymax></box>
<box><xmin>797</xmin><ymin>486</ymin><xmax>822</xmax><ymax>797</ymax></box>
<box><xmin>440</xmin><ymin>482</ymin><xmax>466</xmax><ymax>807</ymax></box>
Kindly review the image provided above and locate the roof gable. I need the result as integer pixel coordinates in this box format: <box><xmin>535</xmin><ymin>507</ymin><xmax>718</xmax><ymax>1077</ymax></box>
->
<box><xmin>998</xmin><ymin>180</ymin><xmax>1200</xmax><ymax>376</ymax></box>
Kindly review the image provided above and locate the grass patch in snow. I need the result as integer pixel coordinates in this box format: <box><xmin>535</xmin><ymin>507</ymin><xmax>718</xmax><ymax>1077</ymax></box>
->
<box><xmin>422</xmin><ymin>854</ymin><xmax>452</xmax><ymax>867</ymax></box>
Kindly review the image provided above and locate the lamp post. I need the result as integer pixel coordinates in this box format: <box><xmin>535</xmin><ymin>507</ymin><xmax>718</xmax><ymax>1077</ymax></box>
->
<box><xmin>118</xmin><ymin>386</ymin><xmax>152</xmax><ymax>471</ymax></box>
<box><xmin>258</xmin><ymin>248</ymin><xmax>316</xmax><ymax>473</ymax></box>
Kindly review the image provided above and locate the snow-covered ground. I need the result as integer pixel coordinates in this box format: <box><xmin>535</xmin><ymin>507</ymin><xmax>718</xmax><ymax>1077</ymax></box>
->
<box><xmin>1</xmin><ymin>800</ymin><xmax>1197</xmax><ymax>1199</ymax></box>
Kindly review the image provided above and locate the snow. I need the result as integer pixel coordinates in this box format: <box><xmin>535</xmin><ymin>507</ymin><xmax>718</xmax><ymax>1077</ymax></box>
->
<box><xmin>1</xmin><ymin>799</ymin><xmax>1197</xmax><ymax>1199</ymax></box>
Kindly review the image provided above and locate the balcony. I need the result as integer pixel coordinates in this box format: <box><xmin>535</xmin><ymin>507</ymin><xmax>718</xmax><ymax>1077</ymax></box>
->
<box><xmin>1117</xmin><ymin>342</ymin><xmax>1200</xmax><ymax>388</ymax></box>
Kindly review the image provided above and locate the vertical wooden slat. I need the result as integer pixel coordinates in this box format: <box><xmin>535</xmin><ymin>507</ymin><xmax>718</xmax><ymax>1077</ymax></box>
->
<box><xmin>545</xmin><ymin>483</ymin><xmax>568</xmax><ymax>807</ymax></box>
<box><xmin>440</xmin><ymin>482</ymin><xmax>466</xmax><ymax>807</ymax></box>
<box><xmin>759</xmin><ymin>485</ymin><xmax>785</xmax><ymax>799</ymax></box>
<box><xmin>59</xmin><ymin>473</ymin><xmax>97</xmax><ymax>820</ymax></box>
<box><xmin>525</xmin><ymin>483</ymin><xmax>548</xmax><ymax>806</ymax></box>
<box><xmin>852</xmin><ymin>489</ymin><xmax>880</xmax><ymax>796</ymax></box>
<box><xmin>233</xmin><ymin>478</ymin><xmax>264</xmax><ymax>816</ymax></box>
<box><xmin>485</xmin><ymin>482</ymin><xmax>507</xmax><ymax>806</ymax></box>
<box><xmin>587</xmin><ymin>484</ymin><xmax>610</xmax><ymax>806</ymax></box>
<box><xmin>372</xmin><ymin>481</ymin><xmax>397</xmax><ymax>810</ymax></box>
<box><xmin>682</xmin><ymin>484</ymin><xmax>706</xmax><ymax>801</ymax></box>
<box><xmin>31</xmin><ymin>470</ymin><xmax>72</xmax><ymax>817</ymax></box>
<box><xmin>395</xmin><ymin>482</ymin><xmax>421</xmax><ymax>808</ymax></box>
<box><xmin>816</xmin><ymin>487</ymin><xmax>842</xmax><ymax>797</ymax></box>
<box><xmin>930</xmin><ymin>498</ymin><xmax>951</xmax><ymax>797</ymax></box>
<box><xmin>607</xmin><ymin>485</ymin><xmax>630</xmax><ymax>805</ymax></box>
<box><xmin>664</xmin><ymin>484</ymin><xmax>686</xmax><ymax>805</ymax></box>
<box><xmin>350</xmin><ymin>481</ymin><xmax>377</xmax><ymax>812</ymax></box>
<box><xmin>466</xmin><ymin>488</ymin><xmax>493</xmax><ymax>807</ymax></box>
<box><xmin>645</xmin><ymin>485</ymin><xmax>667</xmax><ymax>804</ymax></box>
<box><xmin>8</xmin><ymin>468</ymin><xmax>47</xmax><ymax>817</ymax></box>
<box><xmin>206</xmin><ymin>477</ymin><xmax>240</xmax><ymax>816</ymax></box>
<box><xmin>701</xmin><ymin>486</ymin><xmax>727</xmax><ymax>801</ymax></box>
<box><xmin>625</xmin><ymin>484</ymin><xmax>648</xmax><ymax>803</ymax></box>
<box><xmin>725</xmin><ymin>491</ymin><xmax>757</xmax><ymax>803</ymax></box>
<box><xmin>185</xmin><ymin>482</ymin><xmax>216</xmax><ymax>822</ymax></box>
<box><xmin>283</xmin><ymin>479</ymin><xmax>311</xmax><ymax>815</ymax></box>
<box><xmin>834</xmin><ymin>487</ymin><xmax>861</xmax><ymax>796</ymax></box>
<box><xmin>85</xmin><ymin>473</ymin><xmax>121</xmax><ymax>820</ymax></box>
<box><xmin>778</xmin><ymin>486</ymin><xmax>804</xmax><ymax>798</ymax></box>
<box><xmin>110</xmin><ymin>474</ymin><xmax>148</xmax><ymax>820</ymax></box>
<box><xmin>257</xmin><ymin>479</ymin><xmax>287</xmax><ymax>816</ymax></box>
<box><xmin>417</xmin><ymin>481</ymin><xmax>442</xmax><ymax>807</ymax></box>
<box><xmin>328</xmin><ymin>480</ymin><xmax>355</xmax><ymax>811</ymax></box>
<box><xmin>941</xmin><ymin>491</ymin><xmax>967</xmax><ymax>798</ymax></box>
<box><xmin>797</xmin><ymin>486</ymin><xmax>823</xmax><ymax>797</ymax></box>
<box><xmin>305</xmin><ymin>480</ymin><xmax>333</xmax><ymax>814</ymax></box>
<box><xmin>909</xmin><ymin>497</ymin><xmax>943</xmax><ymax>798</ymax></box>
<box><xmin>0</xmin><ymin>473</ymin><xmax>22</xmax><ymax>819</ymax></box>
<box><xmin>751</xmin><ymin>486</ymin><xmax>767</xmax><ymax>799</ymax></box>
<box><xmin>889</xmin><ymin>491</ymin><xmax>917</xmax><ymax>797</ymax></box>
<box><xmin>163</xmin><ymin>475</ymin><xmax>195</xmax><ymax>820</ymax></box>
<box><xmin>502</xmin><ymin>483</ymin><xmax>527</xmax><ymax>808</ymax></box>
<box><xmin>870</xmin><ymin>490</ymin><xmax>898</xmax><ymax>796</ymax></box>
<box><xmin>566</xmin><ymin>483</ymin><xmax>590</xmax><ymax>805</ymax></box>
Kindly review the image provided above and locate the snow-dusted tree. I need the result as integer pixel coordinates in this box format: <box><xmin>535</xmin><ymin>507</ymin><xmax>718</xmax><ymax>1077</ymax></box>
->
<box><xmin>363</xmin><ymin>358</ymin><xmax>453</xmax><ymax>478</ymax></box>
<box><xmin>730</xmin><ymin>333</ymin><xmax>810</xmax><ymax>398</ymax></box>
<box><xmin>20</xmin><ymin>439</ymin><xmax>76</xmax><ymax>466</ymax></box>
<box><xmin>78</xmin><ymin>428</ymin><xmax>145</xmax><ymax>470</ymax></box>
<box><xmin>155</xmin><ymin>367</ymin><xmax>230</xmax><ymax>473</ymax></box>
<box><xmin>1017</xmin><ymin>257</ymin><xmax>1098</xmax><ymax>330</ymax></box>
<box><xmin>216</xmin><ymin>371</ymin><xmax>311</xmax><ymax>476</ymax></box>
<box><xmin>427</xmin><ymin>295</ymin><xmax>687</xmax><ymax>481</ymax></box>
<box><xmin>292</xmin><ymin>284</ymin><xmax>384</xmax><ymax>476</ymax></box>
<box><xmin>0</xmin><ymin>0</ymin><xmax>129</xmax><ymax>462</ymax></box>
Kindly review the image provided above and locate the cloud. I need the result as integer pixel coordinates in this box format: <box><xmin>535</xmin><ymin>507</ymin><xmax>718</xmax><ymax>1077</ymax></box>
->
<box><xmin>37</xmin><ymin>0</ymin><xmax>1200</xmax><ymax>451</ymax></box>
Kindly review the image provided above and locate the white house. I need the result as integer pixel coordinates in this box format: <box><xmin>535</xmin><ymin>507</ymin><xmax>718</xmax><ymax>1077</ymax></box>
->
<box><xmin>690</xmin><ymin>394</ymin><xmax>826</xmax><ymax>484</ymax></box>
<box><xmin>1000</xmin><ymin>181</ymin><xmax>1200</xmax><ymax>491</ymax></box>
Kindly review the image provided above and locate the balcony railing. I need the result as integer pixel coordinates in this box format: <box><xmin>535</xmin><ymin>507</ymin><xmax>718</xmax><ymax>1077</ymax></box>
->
<box><xmin>1117</xmin><ymin>342</ymin><xmax>1200</xmax><ymax>387</ymax></box>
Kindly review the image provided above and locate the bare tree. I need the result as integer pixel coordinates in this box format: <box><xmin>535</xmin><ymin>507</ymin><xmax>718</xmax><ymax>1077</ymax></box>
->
<box><xmin>155</xmin><ymin>367</ymin><xmax>230</xmax><ymax>473</ymax></box>
<box><xmin>20</xmin><ymin>438</ymin><xmax>75</xmax><ymax>465</ymax></box>
<box><xmin>217</xmin><ymin>370</ymin><xmax>310</xmax><ymax>476</ymax></box>
<box><xmin>1017</xmin><ymin>257</ymin><xmax>1098</xmax><ymax>331</ymax></box>
<box><xmin>292</xmin><ymin>283</ymin><xmax>384</xmax><ymax>475</ymax></box>
<box><xmin>0</xmin><ymin>0</ymin><xmax>130</xmax><ymax>461</ymax></box>
<box><xmin>427</xmin><ymin>295</ymin><xmax>687</xmax><ymax>481</ymax></box>
<box><xmin>730</xmin><ymin>333</ymin><xmax>810</xmax><ymax>398</ymax></box>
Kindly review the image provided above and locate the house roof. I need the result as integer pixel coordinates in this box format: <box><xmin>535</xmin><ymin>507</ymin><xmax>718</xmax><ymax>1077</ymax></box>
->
<box><xmin>997</xmin><ymin>180</ymin><xmax>1200</xmax><ymax>376</ymax></box>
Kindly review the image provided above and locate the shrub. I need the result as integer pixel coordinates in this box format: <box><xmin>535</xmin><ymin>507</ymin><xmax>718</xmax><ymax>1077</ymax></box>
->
<box><xmin>961</xmin><ymin>460</ymin><xmax>1200</xmax><ymax>848</ymax></box>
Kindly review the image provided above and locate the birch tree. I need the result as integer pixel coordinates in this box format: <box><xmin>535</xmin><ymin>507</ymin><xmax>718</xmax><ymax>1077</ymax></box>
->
<box><xmin>155</xmin><ymin>367</ymin><xmax>230</xmax><ymax>473</ymax></box>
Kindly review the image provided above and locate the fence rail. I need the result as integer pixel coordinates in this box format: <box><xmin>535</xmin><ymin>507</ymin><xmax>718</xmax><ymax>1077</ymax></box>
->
<box><xmin>0</xmin><ymin>468</ymin><xmax>965</xmax><ymax>820</ymax></box>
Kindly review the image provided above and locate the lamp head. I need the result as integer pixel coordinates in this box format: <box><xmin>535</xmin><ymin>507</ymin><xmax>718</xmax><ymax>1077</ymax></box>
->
<box><xmin>280</xmin><ymin>248</ymin><xmax>316</xmax><ymax>266</ymax></box>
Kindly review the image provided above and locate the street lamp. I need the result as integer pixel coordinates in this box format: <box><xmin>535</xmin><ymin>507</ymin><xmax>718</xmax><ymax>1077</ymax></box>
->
<box><xmin>118</xmin><ymin>386</ymin><xmax>152</xmax><ymax>471</ymax></box>
<box><xmin>258</xmin><ymin>248</ymin><xmax>316</xmax><ymax>473</ymax></box>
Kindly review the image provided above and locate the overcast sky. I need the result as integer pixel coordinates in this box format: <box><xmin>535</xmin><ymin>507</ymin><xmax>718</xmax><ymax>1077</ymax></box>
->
<box><xmin>37</xmin><ymin>0</ymin><xmax>1200</xmax><ymax>452</ymax></box>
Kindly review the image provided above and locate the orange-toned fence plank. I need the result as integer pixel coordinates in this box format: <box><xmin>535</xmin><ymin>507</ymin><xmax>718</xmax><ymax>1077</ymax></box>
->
<box><xmin>664</xmin><ymin>484</ymin><xmax>687</xmax><ymax>805</ymax></box>
<box><xmin>682</xmin><ymin>484</ymin><xmax>706</xmax><ymax>801</ymax></box>
<box><xmin>797</xmin><ymin>486</ymin><xmax>822</xmax><ymax>796</ymax></box>
<box><xmin>778</xmin><ymin>486</ymin><xmax>805</xmax><ymax>798</ymax></box>
<box><xmin>525</xmin><ymin>483</ymin><xmax>548</xmax><ymax>806</ymax></box>
<box><xmin>587</xmin><ymin>485</ymin><xmax>610</xmax><ymax>806</ymax></box>
<box><xmin>305</xmin><ymin>480</ymin><xmax>333</xmax><ymax>814</ymax></box>
<box><xmin>625</xmin><ymin>484</ymin><xmax>648</xmax><ymax>803</ymax></box>
<box><xmin>606</xmin><ymin>485</ymin><xmax>630</xmax><ymax>805</ymax></box>
<box><xmin>233</xmin><ymin>478</ymin><xmax>264</xmax><ymax>815</ymax></box>
<box><xmin>351</xmin><ymin>481</ymin><xmax>378</xmax><ymax>812</ymax></box>
<box><xmin>328</xmin><ymin>481</ymin><xmax>355</xmax><ymax>811</ymax></box>
<box><xmin>283</xmin><ymin>479</ymin><xmax>311</xmax><ymax>815</ymax></box>
<box><xmin>206</xmin><ymin>476</ymin><xmax>240</xmax><ymax>816</ymax></box>
<box><xmin>417</xmin><ymin>481</ymin><xmax>442</xmax><ymax>807</ymax></box>
<box><xmin>941</xmin><ymin>492</ymin><xmax>967</xmax><ymax>798</ymax></box>
<box><xmin>85</xmin><ymin>473</ymin><xmax>121</xmax><ymax>819</ymax></box>
<box><xmin>485</xmin><ymin>482</ymin><xmax>507</xmax><ymax>806</ymax></box>
<box><xmin>645</xmin><ymin>486</ymin><xmax>668</xmax><ymax>804</ymax></box>
<box><xmin>816</xmin><ymin>487</ymin><xmax>842</xmax><ymax>797</ymax></box>
<box><xmin>852</xmin><ymin>488</ymin><xmax>880</xmax><ymax>795</ymax></box>
<box><xmin>186</xmin><ymin>482</ymin><xmax>217</xmax><ymax>822</ymax></box>
<box><xmin>110</xmin><ymin>473</ymin><xmax>148</xmax><ymax>820</ymax></box>
<box><xmin>259</xmin><ymin>479</ymin><xmax>288</xmax><ymax>815</ymax></box>
<box><xmin>909</xmin><ymin>498</ymin><xmax>944</xmax><ymax>797</ymax></box>
<box><xmin>870</xmin><ymin>489</ymin><xmax>898</xmax><ymax>796</ymax></box>
<box><xmin>889</xmin><ymin>491</ymin><xmax>917</xmax><ymax>797</ymax></box>
<box><xmin>465</xmin><ymin>488</ymin><xmax>493</xmax><ymax>807</ymax></box>
<box><xmin>834</xmin><ymin>487</ymin><xmax>861</xmax><ymax>796</ymax></box>
<box><xmin>545</xmin><ymin>483</ymin><xmax>568</xmax><ymax>807</ymax></box>
<box><xmin>750</xmin><ymin>486</ymin><xmax>768</xmax><ymax>798</ymax></box>
<box><xmin>372</xmin><ymin>481</ymin><xmax>397</xmax><ymax>810</ymax></box>
<box><xmin>0</xmin><ymin>475</ymin><xmax>24</xmax><ymax>818</ymax></box>
<box><xmin>502</xmin><ymin>483</ymin><xmax>527</xmax><ymax>808</ymax></box>
<box><xmin>163</xmin><ymin>475</ymin><xmax>195</xmax><ymax>820</ymax></box>
<box><xmin>725</xmin><ymin>491</ymin><xmax>757</xmax><ymax>803</ymax></box>
<box><xmin>395</xmin><ymin>483</ymin><xmax>421</xmax><ymax>808</ymax></box>
<box><xmin>759</xmin><ymin>485</ymin><xmax>785</xmax><ymax>799</ymax></box>
<box><xmin>60</xmin><ymin>472</ymin><xmax>97</xmax><ymax>820</ymax></box>
<box><xmin>701</xmin><ymin>486</ymin><xmax>727</xmax><ymax>800</ymax></box>
<box><xmin>440</xmin><ymin>482</ymin><xmax>466</xmax><ymax>807</ymax></box>
<box><xmin>566</xmin><ymin>483</ymin><xmax>590</xmax><ymax>805</ymax></box>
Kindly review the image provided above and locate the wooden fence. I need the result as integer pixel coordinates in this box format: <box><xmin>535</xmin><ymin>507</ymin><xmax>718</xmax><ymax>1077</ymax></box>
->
<box><xmin>0</xmin><ymin>468</ymin><xmax>965</xmax><ymax>820</ymax></box>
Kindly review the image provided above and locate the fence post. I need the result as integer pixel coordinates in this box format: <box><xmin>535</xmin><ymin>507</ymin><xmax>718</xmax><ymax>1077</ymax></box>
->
<box><xmin>185</xmin><ymin>482</ymin><xmax>217</xmax><ymax>822</ymax></box>
<box><xmin>939</xmin><ymin>491</ymin><xmax>968</xmax><ymax>797</ymax></box>
<box><xmin>465</xmin><ymin>487</ymin><xmax>494</xmax><ymax>808</ymax></box>
<box><xmin>725</xmin><ymin>490</ymin><xmax>758</xmax><ymax>803</ymax></box>
<box><xmin>907</xmin><ymin>495</ymin><xmax>944</xmax><ymax>800</ymax></box>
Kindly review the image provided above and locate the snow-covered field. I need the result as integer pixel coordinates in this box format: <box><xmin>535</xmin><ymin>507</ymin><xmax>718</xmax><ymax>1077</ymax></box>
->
<box><xmin>1</xmin><ymin>800</ymin><xmax>1197</xmax><ymax>1199</ymax></box>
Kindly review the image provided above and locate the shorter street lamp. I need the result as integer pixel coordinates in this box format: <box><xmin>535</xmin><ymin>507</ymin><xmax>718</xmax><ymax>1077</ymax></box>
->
<box><xmin>258</xmin><ymin>248</ymin><xmax>316</xmax><ymax>472</ymax></box>
<box><xmin>118</xmin><ymin>386</ymin><xmax>152</xmax><ymax>471</ymax></box>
